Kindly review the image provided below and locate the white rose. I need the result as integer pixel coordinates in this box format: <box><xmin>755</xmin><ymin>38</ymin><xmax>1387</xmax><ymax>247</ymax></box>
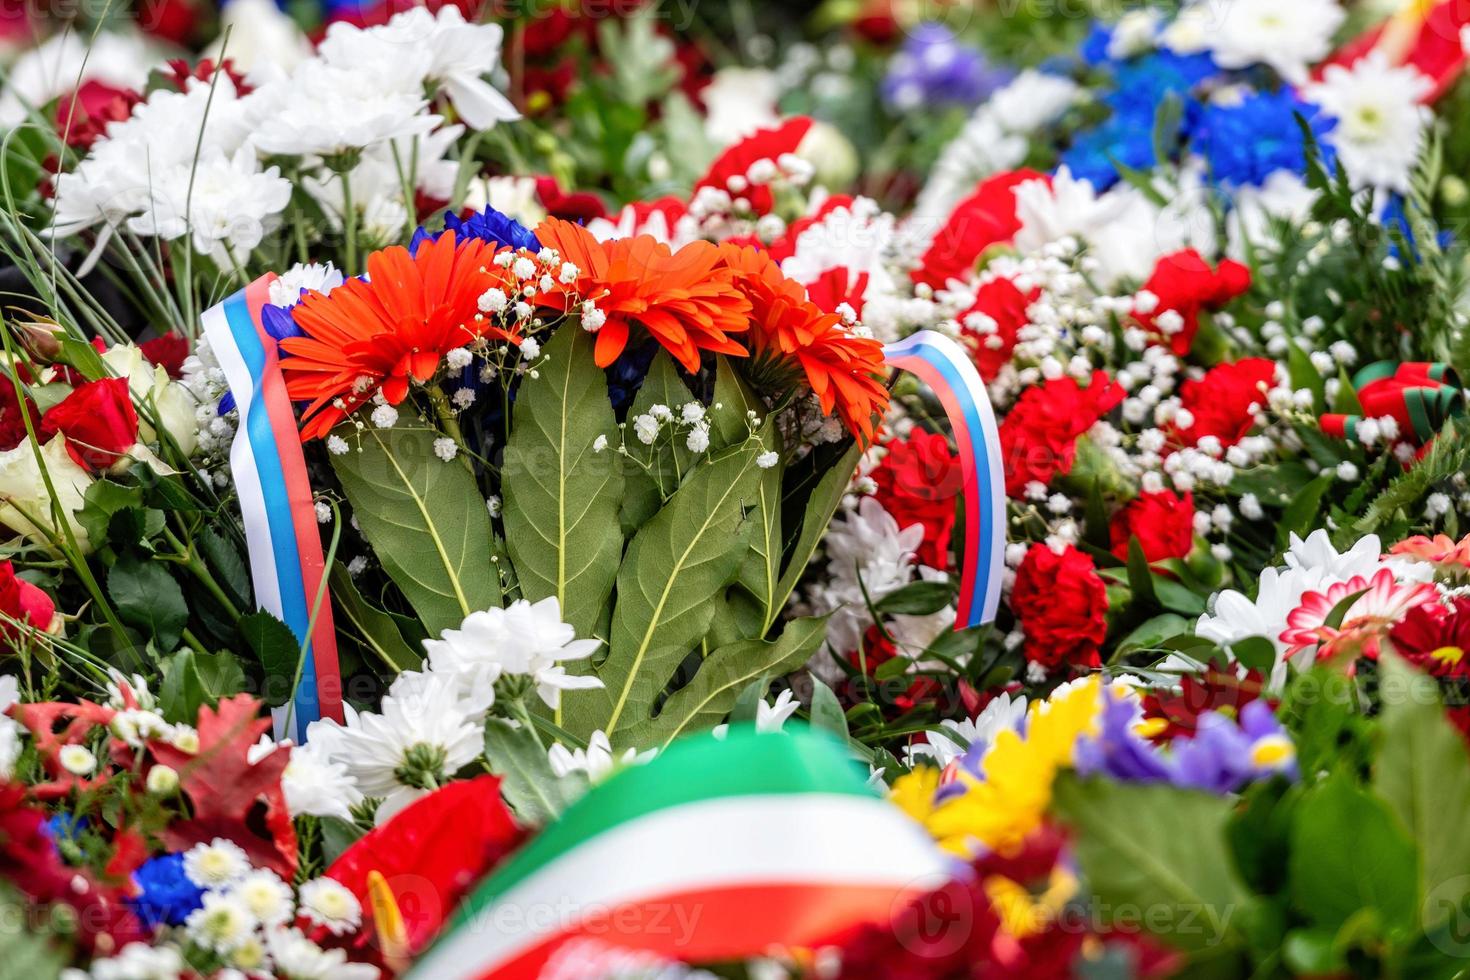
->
<box><xmin>101</xmin><ymin>345</ymin><xmax>199</xmax><ymax>458</ymax></box>
<box><xmin>0</xmin><ymin>436</ymin><xmax>94</xmax><ymax>553</ymax></box>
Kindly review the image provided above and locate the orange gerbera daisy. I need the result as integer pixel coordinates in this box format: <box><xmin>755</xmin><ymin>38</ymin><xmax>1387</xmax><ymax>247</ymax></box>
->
<box><xmin>719</xmin><ymin>244</ymin><xmax>890</xmax><ymax>445</ymax></box>
<box><xmin>533</xmin><ymin>218</ymin><xmax>751</xmax><ymax>373</ymax></box>
<box><xmin>281</xmin><ymin>232</ymin><xmax>516</xmax><ymax>440</ymax></box>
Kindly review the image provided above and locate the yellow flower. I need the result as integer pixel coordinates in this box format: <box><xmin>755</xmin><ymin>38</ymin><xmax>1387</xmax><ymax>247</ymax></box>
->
<box><xmin>924</xmin><ymin>677</ymin><xmax>1103</xmax><ymax>856</ymax></box>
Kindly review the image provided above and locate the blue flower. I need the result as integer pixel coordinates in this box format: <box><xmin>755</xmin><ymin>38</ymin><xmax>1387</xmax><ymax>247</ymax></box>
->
<box><xmin>129</xmin><ymin>853</ymin><xmax>205</xmax><ymax>928</ymax></box>
<box><xmin>1061</xmin><ymin>117</ymin><xmax>1162</xmax><ymax>190</ymax></box>
<box><xmin>881</xmin><ymin>23</ymin><xmax>1010</xmax><ymax>111</ymax></box>
<box><xmin>1381</xmin><ymin>194</ymin><xmax>1455</xmax><ymax>261</ymax></box>
<box><xmin>412</xmin><ymin>206</ymin><xmax>541</xmax><ymax>255</ymax></box>
<box><xmin>1075</xmin><ymin>692</ymin><xmax>1297</xmax><ymax>794</ymax></box>
<box><xmin>1080</xmin><ymin>22</ymin><xmax>1114</xmax><ymax>67</ymax></box>
<box><xmin>43</xmin><ymin>813</ymin><xmax>88</xmax><ymax>844</ymax></box>
<box><xmin>1193</xmin><ymin>89</ymin><xmax>1335</xmax><ymax>187</ymax></box>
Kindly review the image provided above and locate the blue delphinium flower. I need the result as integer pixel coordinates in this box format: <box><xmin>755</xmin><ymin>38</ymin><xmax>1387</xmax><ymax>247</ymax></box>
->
<box><xmin>1061</xmin><ymin>118</ymin><xmax>1162</xmax><ymax>189</ymax></box>
<box><xmin>129</xmin><ymin>853</ymin><xmax>205</xmax><ymax>928</ymax></box>
<box><xmin>411</xmin><ymin>206</ymin><xmax>541</xmax><ymax>255</ymax></box>
<box><xmin>881</xmin><ymin>23</ymin><xmax>1010</xmax><ymax>111</ymax></box>
<box><xmin>1075</xmin><ymin>692</ymin><xmax>1297</xmax><ymax>794</ymax></box>
<box><xmin>1080</xmin><ymin>22</ymin><xmax>1115</xmax><ymax>67</ymax></box>
<box><xmin>1193</xmin><ymin>89</ymin><xmax>1335</xmax><ymax>187</ymax></box>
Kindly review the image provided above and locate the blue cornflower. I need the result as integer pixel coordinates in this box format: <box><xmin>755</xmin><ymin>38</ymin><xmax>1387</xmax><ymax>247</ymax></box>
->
<box><xmin>412</xmin><ymin>206</ymin><xmax>541</xmax><ymax>255</ymax></box>
<box><xmin>1080</xmin><ymin>22</ymin><xmax>1115</xmax><ymax>67</ymax></box>
<box><xmin>1060</xmin><ymin>117</ymin><xmax>1163</xmax><ymax>190</ymax></box>
<box><xmin>1192</xmin><ymin>89</ymin><xmax>1335</xmax><ymax>187</ymax></box>
<box><xmin>129</xmin><ymin>853</ymin><xmax>205</xmax><ymax>928</ymax></box>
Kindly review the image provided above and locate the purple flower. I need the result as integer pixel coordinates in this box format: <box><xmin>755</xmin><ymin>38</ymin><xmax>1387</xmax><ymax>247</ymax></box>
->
<box><xmin>881</xmin><ymin>24</ymin><xmax>1010</xmax><ymax>111</ymax></box>
<box><xmin>1075</xmin><ymin>689</ymin><xmax>1173</xmax><ymax>784</ymax></box>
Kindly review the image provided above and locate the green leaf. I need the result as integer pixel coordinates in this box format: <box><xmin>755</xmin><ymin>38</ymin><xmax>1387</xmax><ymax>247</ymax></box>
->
<box><xmin>319</xmin><ymin>817</ymin><xmax>364</xmax><ymax>865</ymax></box>
<box><xmin>809</xmin><ymin>677</ymin><xmax>847</xmax><ymax>738</ymax></box>
<box><xmin>159</xmin><ymin>650</ymin><xmax>245</xmax><ymax>723</ymax></box>
<box><xmin>236</xmin><ymin>611</ymin><xmax>300</xmax><ymax>708</ymax></box>
<box><xmin>1229</xmin><ymin>636</ymin><xmax>1278</xmax><ymax>674</ymax></box>
<box><xmin>572</xmin><ymin>440</ymin><xmax>766</xmax><ymax>739</ymax></box>
<box><xmin>1053</xmin><ymin>775</ymin><xmax>1250</xmax><ymax>953</ymax></box>
<box><xmin>483</xmin><ymin>718</ymin><xmax>586</xmax><ymax>826</ymax></box>
<box><xmin>1230</xmin><ymin>461</ymin><xmax>1317</xmax><ymax>508</ymax></box>
<box><xmin>502</xmin><ymin>324</ymin><xmax>624</xmax><ymax>638</ymax></box>
<box><xmin>619</xmin><ymin>352</ymin><xmax>696</xmax><ymax>531</ymax></box>
<box><xmin>875</xmin><ymin>579</ymin><xmax>954</xmax><ymax>616</ymax></box>
<box><xmin>1277</xmin><ymin>473</ymin><xmax>1335</xmax><ymax>550</ymax></box>
<box><xmin>329</xmin><ymin>420</ymin><xmax>500</xmax><ymax>636</ymax></box>
<box><xmin>772</xmin><ymin>442</ymin><xmax>862</xmax><ymax>616</ymax></box>
<box><xmin>1125</xmin><ymin>537</ymin><xmax>1158</xmax><ymax>607</ymax></box>
<box><xmin>1289</xmin><ymin>771</ymin><xmax>1420</xmax><ymax>937</ymax></box>
<box><xmin>107</xmin><ymin>553</ymin><xmax>187</xmax><ymax>652</ymax></box>
<box><xmin>328</xmin><ymin>563</ymin><xmax>421</xmax><ymax>672</ymax></box>
<box><xmin>1153</xmin><ymin>575</ymin><xmax>1207</xmax><ymax>616</ymax></box>
<box><xmin>199</xmin><ymin>528</ymin><xmax>251</xmax><ymax>609</ymax></box>
<box><xmin>617</xmin><ymin>616</ymin><xmax>827</xmax><ymax>749</ymax></box>
<box><xmin>1286</xmin><ymin>341</ymin><xmax>1326</xmax><ymax>409</ymax></box>
<box><xmin>77</xmin><ymin>479</ymin><xmax>143</xmax><ymax>547</ymax></box>
<box><xmin>1114</xmin><ymin>613</ymin><xmax>1190</xmax><ymax>658</ymax></box>
<box><xmin>1375</xmin><ymin>654</ymin><xmax>1470</xmax><ymax>922</ymax></box>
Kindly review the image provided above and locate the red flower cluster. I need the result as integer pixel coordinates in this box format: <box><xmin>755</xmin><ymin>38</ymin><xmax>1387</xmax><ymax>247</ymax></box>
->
<box><xmin>694</xmin><ymin>117</ymin><xmax>814</xmax><ymax>216</ymax></box>
<box><xmin>830</xmin><ymin>825</ymin><xmax>1178</xmax><ymax>979</ymax></box>
<box><xmin>958</xmin><ymin>276</ymin><xmax>1036</xmax><ymax>382</ymax></box>
<box><xmin>40</xmin><ymin>377</ymin><xmax>139</xmax><ymax>471</ymax></box>
<box><xmin>1141</xmin><ymin>670</ymin><xmax>1268</xmax><ymax>742</ymax></box>
<box><xmin>1134</xmin><ymin>250</ymin><xmax>1251</xmax><ymax>355</ymax></box>
<box><xmin>1010</xmin><ymin>544</ymin><xmax>1109</xmax><ymax>670</ymax></box>
<box><xmin>871</xmin><ymin>431</ymin><xmax>963</xmax><ymax>570</ymax></box>
<box><xmin>998</xmin><ymin>371</ymin><xmax>1123</xmax><ymax>496</ymax></box>
<box><xmin>913</xmin><ymin>170</ymin><xmax>1048</xmax><ymax>289</ymax></box>
<box><xmin>1110</xmin><ymin>489</ymin><xmax>1196</xmax><ymax>563</ymax></box>
<box><xmin>0</xmin><ymin>561</ymin><xmax>56</xmax><ymax>646</ymax></box>
<box><xmin>1173</xmin><ymin>357</ymin><xmax>1276</xmax><ymax>449</ymax></box>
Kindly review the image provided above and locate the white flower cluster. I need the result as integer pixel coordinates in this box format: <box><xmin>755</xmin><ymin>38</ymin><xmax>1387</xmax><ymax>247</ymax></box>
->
<box><xmin>50</xmin><ymin>7</ymin><xmax>517</xmax><ymax>263</ymax></box>
<box><xmin>305</xmin><ymin>597</ymin><xmax>601</xmax><ymax>823</ymax></box>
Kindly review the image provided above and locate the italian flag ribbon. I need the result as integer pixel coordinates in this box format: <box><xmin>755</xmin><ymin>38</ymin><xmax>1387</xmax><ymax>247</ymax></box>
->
<box><xmin>406</xmin><ymin>728</ymin><xmax>950</xmax><ymax>980</ymax></box>
<box><xmin>1321</xmin><ymin>361</ymin><xmax>1464</xmax><ymax>446</ymax></box>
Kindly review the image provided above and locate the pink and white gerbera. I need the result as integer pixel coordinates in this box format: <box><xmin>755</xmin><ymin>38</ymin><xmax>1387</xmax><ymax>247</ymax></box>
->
<box><xmin>1280</xmin><ymin>568</ymin><xmax>1440</xmax><ymax>664</ymax></box>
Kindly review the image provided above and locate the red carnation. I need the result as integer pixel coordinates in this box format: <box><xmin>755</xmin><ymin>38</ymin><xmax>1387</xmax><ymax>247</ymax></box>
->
<box><xmin>959</xmin><ymin>276</ymin><xmax>1037</xmax><ymax>381</ymax></box>
<box><xmin>40</xmin><ymin>377</ymin><xmax>138</xmax><ymax>471</ymax></box>
<box><xmin>1011</xmin><ymin>544</ymin><xmax>1109</xmax><ymax>670</ymax></box>
<box><xmin>998</xmin><ymin>370</ymin><xmax>1123</xmax><ymax>497</ymax></box>
<box><xmin>872</xmin><ymin>431</ymin><xmax>963</xmax><ymax>570</ymax></box>
<box><xmin>534</xmin><ymin>176</ymin><xmax>607</xmax><ymax>223</ymax></box>
<box><xmin>0</xmin><ymin>561</ymin><xmax>56</xmax><ymax>646</ymax></box>
<box><xmin>0</xmin><ymin>381</ymin><xmax>39</xmax><ymax>453</ymax></box>
<box><xmin>694</xmin><ymin>117</ymin><xmax>814</xmax><ymax>217</ymax></box>
<box><xmin>54</xmin><ymin>80</ymin><xmax>140</xmax><ymax>151</ymax></box>
<box><xmin>140</xmin><ymin>332</ymin><xmax>189</xmax><ymax>379</ymax></box>
<box><xmin>1110</xmin><ymin>489</ymin><xmax>1196</xmax><ymax>563</ymax></box>
<box><xmin>914</xmin><ymin>169</ymin><xmax>1048</xmax><ymax>289</ymax></box>
<box><xmin>1134</xmin><ymin>250</ymin><xmax>1250</xmax><ymax>356</ymax></box>
<box><xmin>1174</xmin><ymin>357</ymin><xmax>1276</xmax><ymax>449</ymax></box>
<box><xmin>327</xmin><ymin>774</ymin><xmax>523</xmax><ymax>955</ymax></box>
<box><xmin>1389</xmin><ymin>597</ymin><xmax>1470</xmax><ymax>678</ymax></box>
<box><xmin>805</xmin><ymin>267</ymin><xmax>870</xmax><ymax>318</ymax></box>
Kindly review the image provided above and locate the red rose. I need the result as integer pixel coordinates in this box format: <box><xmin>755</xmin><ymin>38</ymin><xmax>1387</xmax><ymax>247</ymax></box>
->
<box><xmin>140</xmin><ymin>333</ymin><xmax>189</xmax><ymax>379</ymax></box>
<box><xmin>998</xmin><ymin>370</ymin><xmax>1124</xmax><ymax>496</ymax></box>
<box><xmin>1110</xmin><ymin>489</ymin><xmax>1196</xmax><ymax>563</ymax></box>
<box><xmin>1011</xmin><ymin>544</ymin><xmax>1108</xmax><ymax>670</ymax></box>
<box><xmin>40</xmin><ymin>377</ymin><xmax>138</xmax><ymax>471</ymax></box>
<box><xmin>959</xmin><ymin>276</ymin><xmax>1037</xmax><ymax>381</ymax></box>
<box><xmin>872</xmin><ymin>431</ymin><xmax>963</xmax><ymax>570</ymax></box>
<box><xmin>0</xmin><ymin>561</ymin><xmax>55</xmax><ymax>647</ymax></box>
<box><xmin>1134</xmin><ymin>250</ymin><xmax>1251</xmax><ymax>355</ymax></box>
<box><xmin>327</xmin><ymin>774</ymin><xmax>523</xmax><ymax>955</ymax></box>
<box><xmin>535</xmin><ymin>176</ymin><xmax>608</xmax><ymax>223</ymax></box>
<box><xmin>913</xmin><ymin>169</ymin><xmax>1049</xmax><ymax>289</ymax></box>
<box><xmin>1174</xmin><ymin>357</ymin><xmax>1276</xmax><ymax>449</ymax></box>
<box><xmin>0</xmin><ymin>381</ymin><xmax>39</xmax><ymax>453</ymax></box>
<box><xmin>54</xmin><ymin>80</ymin><xmax>140</xmax><ymax>151</ymax></box>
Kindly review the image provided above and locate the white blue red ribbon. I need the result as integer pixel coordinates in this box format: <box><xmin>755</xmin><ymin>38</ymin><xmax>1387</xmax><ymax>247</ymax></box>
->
<box><xmin>883</xmin><ymin>330</ymin><xmax>1006</xmax><ymax>628</ymax></box>
<box><xmin>201</xmin><ymin>277</ymin><xmax>344</xmax><ymax>740</ymax></box>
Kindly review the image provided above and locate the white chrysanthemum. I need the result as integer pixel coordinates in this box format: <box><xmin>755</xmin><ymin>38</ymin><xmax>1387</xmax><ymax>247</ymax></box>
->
<box><xmin>905</xmin><ymin>692</ymin><xmax>1029</xmax><ymax>769</ymax></box>
<box><xmin>125</xmin><ymin>147</ymin><xmax>292</xmax><ymax>264</ymax></box>
<box><xmin>185</xmin><ymin>891</ymin><xmax>258</xmax><ymax>953</ymax></box>
<box><xmin>1171</xmin><ymin>0</ymin><xmax>1344</xmax><ymax>83</ymax></box>
<box><xmin>250</xmin><ymin>735</ymin><xmax>364</xmax><ymax>822</ymax></box>
<box><xmin>270</xmin><ymin>262</ymin><xmax>345</xmax><ymax>308</ymax></box>
<box><xmin>297</xmin><ymin>878</ymin><xmax>363</xmax><ymax>936</ymax></box>
<box><xmin>250</xmin><ymin>60</ymin><xmax>439</xmax><ymax>157</ymax></box>
<box><xmin>266</xmin><ymin>927</ymin><xmax>380</xmax><ymax>980</ymax></box>
<box><xmin>1307</xmin><ymin>53</ymin><xmax>1434</xmax><ymax>194</ymax></box>
<box><xmin>229</xmin><ymin>869</ymin><xmax>294</xmax><ymax>927</ymax></box>
<box><xmin>423</xmin><ymin>597</ymin><xmax>604</xmax><ymax>710</ymax></box>
<box><xmin>0</xmin><ymin>31</ymin><xmax>154</xmax><ymax>127</ymax></box>
<box><xmin>183</xmin><ymin>838</ymin><xmax>252</xmax><ymax>889</ymax></box>
<box><xmin>546</xmin><ymin>730</ymin><xmax>653</xmax><ymax>782</ymax></box>
<box><xmin>88</xmin><ymin>941</ymin><xmax>185</xmax><ymax>980</ymax></box>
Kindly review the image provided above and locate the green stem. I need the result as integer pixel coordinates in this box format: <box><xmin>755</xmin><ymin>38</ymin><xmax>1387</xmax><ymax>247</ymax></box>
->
<box><xmin>163</xmin><ymin>528</ymin><xmax>242</xmax><ymax>620</ymax></box>
<box><xmin>339</xmin><ymin>168</ymin><xmax>358</xmax><ymax>275</ymax></box>
<box><xmin>426</xmin><ymin>384</ymin><xmax>475</xmax><ymax>476</ymax></box>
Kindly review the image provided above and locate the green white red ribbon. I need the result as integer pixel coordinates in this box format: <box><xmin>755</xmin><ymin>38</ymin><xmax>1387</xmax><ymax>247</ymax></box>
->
<box><xmin>1320</xmin><ymin>361</ymin><xmax>1464</xmax><ymax>446</ymax></box>
<box><xmin>406</xmin><ymin>728</ymin><xmax>949</xmax><ymax>980</ymax></box>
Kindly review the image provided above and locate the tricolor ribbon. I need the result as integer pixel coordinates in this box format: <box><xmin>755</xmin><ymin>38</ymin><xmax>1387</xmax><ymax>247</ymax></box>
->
<box><xmin>406</xmin><ymin>728</ymin><xmax>949</xmax><ymax>980</ymax></box>
<box><xmin>1317</xmin><ymin>0</ymin><xmax>1470</xmax><ymax>102</ymax></box>
<box><xmin>1321</xmin><ymin>361</ymin><xmax>1465</xmax><ymax>447</ymax></box>
<box><xmin>200</xmin><ymin>278</ymin><xmax>344</xmax><ymax>740</ymax></box>
<box><xmin>883</xmin><ymin>330</ymin><xmax>1007</xmax><ymax>628</ymax></box>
